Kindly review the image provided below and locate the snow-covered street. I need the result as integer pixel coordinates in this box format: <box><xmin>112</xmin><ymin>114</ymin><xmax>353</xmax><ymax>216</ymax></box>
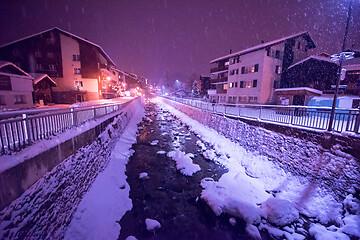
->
<box><xmin>0</xmin><ymin>98</ymin><xmax>359</xmax><ymax>240</ymax></box>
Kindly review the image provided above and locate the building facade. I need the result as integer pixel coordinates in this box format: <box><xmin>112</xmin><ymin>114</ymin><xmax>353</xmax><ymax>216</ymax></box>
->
<box><xmin>209</xmin><ymin>32</ymin><xmax>315</xmax><ymax>104</ymax></box>
<box><xmin>0</xmin><ymin>61</ymin><xmax>34</xmax><ymax>109</ymax></box>
<box><xmin>0</xmin><ymin>27</ymin><xmax>116</xmax><ymax>104</ymax></box>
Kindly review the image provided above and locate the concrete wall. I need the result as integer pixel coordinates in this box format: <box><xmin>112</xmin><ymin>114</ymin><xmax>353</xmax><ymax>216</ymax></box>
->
<box><xmin>0</xmin><ymin>97</ymin><xmax>140</xmax><ymax>210</ymax></box>
<box><xmin>162</xmin><ymin>98</ymin><xmax>360</xmax><ymax>197</ymax></box>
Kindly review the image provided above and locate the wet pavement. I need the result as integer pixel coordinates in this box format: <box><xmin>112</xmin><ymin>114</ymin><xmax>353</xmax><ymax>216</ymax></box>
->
<box><xmin>118</xmin><ymin>102</ymin><xmax>264</xmax><ymax>240</ymax></box>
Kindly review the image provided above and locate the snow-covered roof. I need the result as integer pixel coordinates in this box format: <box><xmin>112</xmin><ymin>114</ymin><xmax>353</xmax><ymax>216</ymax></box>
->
<box><xmin>29</xmin><ymin>73</ymin><xmax>57</xmax><ymax>86</ymax></box>
<box><xmin>0</xmin><ymin>27</ymin><xmax>115</xmax><ymax>66</ymax></box>
<box><xmin>210</xmin><ymin>31</ymin><xmax>315</xmax><ymax>63</ymax></box>
<box><xmin>0</xmin><ymin>61</ymin><xmax>31</xmax><ymax>77</ymax></box>
<box><xmin>343</xmin><ymin>64</ymin><xmax>360</xmax><ymax>71</ymax></box>
<box><xmin>275</xmin><ymin>87</ymin><xmax>322</xmax><ymax>95</ymax></box>
<box><xmin>287</xmin><ymin>55</ymin><xmax>337</xmax><ymax>69</ymax></box>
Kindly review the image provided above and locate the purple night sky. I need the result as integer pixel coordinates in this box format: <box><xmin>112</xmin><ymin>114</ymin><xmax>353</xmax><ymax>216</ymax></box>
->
<box><xmin>0</xmin><ymin>0</ymin><xmax>359</xmax><ymax>84</ymax></box>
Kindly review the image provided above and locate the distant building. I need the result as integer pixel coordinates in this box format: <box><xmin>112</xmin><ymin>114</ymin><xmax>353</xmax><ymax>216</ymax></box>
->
<box><xmin>209</xmin><ymin>32</ymin><xmax>315</xmax><ymax>104</ymax></box>
<box><xmin>30</xmin><ymin>73</ymin><xmax>57</xmax><ymax>105</ymax></box>
<box><xmin>277</xmin><ymin>55</ymin><xmax>338</xmax><ymax>105</ymax></box>
<box><xmin>343</xmin><ymin>64</ymin><xmax>360</xmax><ymax>96</ymax></box>
<box><xmin>0</xmin><ymin>61</ymin><xmax>34</xmax><ymax>109</ymax></box>
<box><xmin>199</xmin><ymin>75</ymin><xmax>213</xmax><ymax>97</ymax></box>
<box><xmin>0</xmin><ymin>27</ymin><xmax>116</xmax><ymax>104</ymax></box>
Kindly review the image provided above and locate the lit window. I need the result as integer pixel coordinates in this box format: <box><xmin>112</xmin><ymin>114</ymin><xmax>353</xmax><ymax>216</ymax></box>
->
<box><xmin>275</xmin><ymin>65</ymin><xmax>281</xmax><ymax>74</ymax></box>
<box><xmin>75</xmin><ymin>80</ymin><xmax>83</xmax><ymax>88</ymax></box>
<box><xmin>74</xmin><ymin>68</ymin><xmax>81</xmax><ymax>75</ymax></box>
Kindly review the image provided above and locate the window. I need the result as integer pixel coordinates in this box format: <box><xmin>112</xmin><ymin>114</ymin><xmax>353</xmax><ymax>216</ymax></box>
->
<box><xmin>73</xmin><ymin>54</ymin><xmax>80</xmax><ymax>61</ymax></box>
<box><xmin>223</xmin><ymin>84</ymin><xmax>228</xmax><ymax>90</ymax></box>
<box><xmin>229</xmin><ymin>82</ymin><xmax>233</xmax><ymax>88</ymax></box>
<box><xmin>248</xmin><ymin>96</ymin><xmax>258</xmax><ymax>103</ymax></box>
<box><xmin>275</xmin><ymin>50</ymin><xmax>280</xmax><ymax>59</ymax></box>
<box><xmin>236</xmin><ymin>69</ymin><xmax>239</xmax><ymax>75</ymax></box>
<box><xmin>74</xmin><ymin>68</ymin><xmax>81</xmax><ymax>74</ymax></box>
<box><xmin>241</xmin><ymin>67</ymin><xmax>245</xmax><ymax>74</ymax></box>
<box><xmin>75</xmin><ymin>80</ymin><xmax>83</xmax><ymax>88</ymax></box>
<box><xmin>245</xmin><ymin>81</ymin><xmax>252</xmax><ymax>88</ymax></box>
<box><xmin>275</xmin><ymin>65</ymin><xmax>281</xmax><ymax>74</ymax></box>
<box><xmin>238</xmin><ymin>96</ymin><xmax>246</xmax><ymax>103</ymax></box>
<box><xmin>36</xmin><ymin>64</ymin><xmax>43</xmax><ymax>71</ymax></box>
<box><xmin>0</xmin><ymin>75</ymin><xmax>11</xmax><ymax>90</ymax></box>
<box><xmin>47</xmin><ymin>52</ymin><xmax>54</xmax><ymax>58</ymax></box>
<box><xmin>236</xmin><ymin>56</ymin><xmax>240</xmax><ymax>63</ymax></box>
<box><xmin>49</xmin><ymin>64</ymin><xmax>57</xmax><ymax>71</ymax></box>
<box><xmin>240</xmin><ymin>81</ymin><xmax>244</xmax><ymax>88</ymax></box>
<box><xmin>47</xmin><ymin>38</ymin><xmax>55</xmax><ymax>44</ymax></box>
<box><xmin>230</xmin><ymin>69</ymin><xmax>235</xmax><ymax>75</ymax></box>
<box><xmin>14</xmin><ymin>95</ymin><xmax>26</xmax><ymax>104</ymax></box>
<box><xmin>35</xmin><ymin>50</ymin><xmax>42</xmax><ymax>58</ymax></box>
<box><xmin>254</xmin><ymin>64</ymin><xmax>259</xmax><ymax>72</ymax></box>
<box><xmin>0</xmin><ymin>95</ymin><xmax>5</xmax><ymax>105</ymax></box>
<box><xmin>230</xmin><ymin>58</ymin><xmax>236</xmax><ymax>65</ymax></box>
<box><xmin>273</xmin><ymin>80</ymin><xmax>280</xmax><ymax>89</ymax></box>
<box><xmin>234</xmin><ymin>82</ymin><xmax>238</xmax><ymax>88</ymax></box>
<box><xmin>253</xmin><ymin>79</ymin><xmax>257</xmax><ymax>88</ymax></box>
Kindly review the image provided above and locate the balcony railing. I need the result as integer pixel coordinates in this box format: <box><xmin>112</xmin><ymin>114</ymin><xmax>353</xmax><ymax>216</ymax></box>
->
<box><xmin>164</xmin><ymin>97</ymin><xmax>360</xmax><ymax>134</ymax></box>
<box><xmin>210</xmin><ymin>65</ymin><xmax>228</xmax><ymax>74</ymax></box>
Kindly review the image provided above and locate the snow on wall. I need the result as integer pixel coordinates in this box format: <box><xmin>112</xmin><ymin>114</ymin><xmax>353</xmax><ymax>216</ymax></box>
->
<box><xmin>162</xmin><ymin>98</ymin><xmax>360</xmax><ymax>196</ymax></box>
<box><xmin>0</xmin><ymin>98</ymin><xmax>144</xmax><ymax>239</ymax></box>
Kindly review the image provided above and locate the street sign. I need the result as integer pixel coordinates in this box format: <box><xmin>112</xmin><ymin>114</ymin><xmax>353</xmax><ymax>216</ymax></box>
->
<box><xmin>340</xmin><ymin>68</ymin><xmax>347</xmax><ymax>81</ymax></box>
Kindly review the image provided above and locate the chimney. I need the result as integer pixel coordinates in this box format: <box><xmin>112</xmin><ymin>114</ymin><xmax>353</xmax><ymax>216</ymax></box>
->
<box><xmin>229</xmin><ymin>49</ymin><xmax>232</xmax><ymax>54</ymax></box>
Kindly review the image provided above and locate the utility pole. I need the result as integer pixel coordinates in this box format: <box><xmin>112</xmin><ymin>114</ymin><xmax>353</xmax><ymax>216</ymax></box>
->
<box><xmin>328</xmin><ymin>0</ymin><xmax>354</xmax><ymax>131</ymax></box>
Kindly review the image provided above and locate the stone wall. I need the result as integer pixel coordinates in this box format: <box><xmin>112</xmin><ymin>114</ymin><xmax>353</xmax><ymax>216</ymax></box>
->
<box><xmin>163</xmin><ymin>98</ymin><xmax>360</xmax><ymax>197</ymax></box>
<box><xmin>0</xmin><ymin>97</ymin><xmax>141</xmax><ymax>210</ymax></box>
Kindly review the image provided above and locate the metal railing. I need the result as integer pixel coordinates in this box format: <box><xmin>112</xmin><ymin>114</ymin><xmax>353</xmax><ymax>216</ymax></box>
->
<box><xmin>0</xmin><ymin>97</ymin><xmax>138</xmax><ymax>155</ymax></box>
<box><xmin>165</xmin><ymin>97</ymin><xmax>360</xmax><ymax>134</ymax></box>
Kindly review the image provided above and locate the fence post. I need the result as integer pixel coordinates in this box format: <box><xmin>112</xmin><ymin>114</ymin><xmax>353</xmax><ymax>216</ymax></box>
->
<box><xmin>354</xmin><ymin>111</ymin><xmax>360</xmax><ymax>134</ymax></box>
<box><xmin>71</xmin><ymin>108</ymin><xmax>77</xmax><ymax>126</ymax></box>
<box><xmin>93</xmin><ymin>106</ymin><xmax>97</xmax><ymax>119</ymax></box>
<box><xmin>23</xmin><ymin>114</ymin><xmax>32</xmax><ymax>145</ymax></box>
<box><xmin>290</xmin><ymin>107</ymin><xmax>295</xmax><ymax>125</ymax></box>
<box><xmin>259</xmin><ymin>106</ymin><xmax>262</xmax><ymax>120</ymax></box>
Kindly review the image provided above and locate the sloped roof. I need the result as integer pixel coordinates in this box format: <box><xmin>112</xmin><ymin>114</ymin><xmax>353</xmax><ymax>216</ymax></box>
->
<box><xmin>0</xmin><ymin>61</ymin><xmax>31</xmax><ymax>77</ymax></box>
<box><xmin>0</xmin><ymin>27</ymin><xmax>115</xmax><ymax>66</ymax></box>
<box><xmin>29</xmin><ymin>73</ymin><xmax>57</xmax><ymax>86</ymax></box>
<box><xmin>287</xmin><ymin>55</ymin><xmax>337</xmax><ymax>69</ymax></box>
<box><xmin>210</xmin><ymin>31</ymin><xmax>315</xmax><ymax>63</ymax></box>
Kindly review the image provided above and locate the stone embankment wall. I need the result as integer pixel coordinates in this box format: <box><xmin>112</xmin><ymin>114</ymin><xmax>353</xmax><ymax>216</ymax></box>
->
<box><xmin>163</xmin><ymin>99</ymin><xmax>360</xmax><ymax>197</ymax></box>
<box><xmin>0</xmin><ymin>98</ymin><xmax>141</xmax><ymax>210</ymax></box>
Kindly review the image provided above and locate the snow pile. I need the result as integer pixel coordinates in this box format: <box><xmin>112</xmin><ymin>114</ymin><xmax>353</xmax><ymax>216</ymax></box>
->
<box><xmin>156</xmin><ymin>150</ymin><xmax>166</xmax><ymax>154</ymax></box>
<box><xmin>139</xmin><ymin>172</ymin><xmax>149</xmax><ymax>179</ymax></box>
<box><xmin>150</xmin><ymin>140</ymin><xmax>159</xmax><ymax>145</ymax></box>
<box><xmin>167</xmin><ymin>150</ymin><xmax>200</xmax><ymax>176</ymax></box>
<box><xmin>309</xmin><ymin>224</ymin><xmax>350</xmax><ymax>240</ymax></box>
<box><xmin>261</xmin><ymin>197</ymin><xmax>299</xmax><ymax>226</ymax></box>
<box><xmin>145</xmin><ymin>218</ymin><xmax>161</xmax><ymax>231</ymax></box>
<box><xmin>125</xmin><ymin>236</ymin><xmax>138</xmax><ymax>240</ymax></box>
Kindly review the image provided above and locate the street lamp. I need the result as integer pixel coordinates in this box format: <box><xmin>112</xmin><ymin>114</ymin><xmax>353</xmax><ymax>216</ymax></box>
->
<box><xmin>327</xmin><ymin>0</ymin><xmax>354</xmax><ymax>131</ymax></box>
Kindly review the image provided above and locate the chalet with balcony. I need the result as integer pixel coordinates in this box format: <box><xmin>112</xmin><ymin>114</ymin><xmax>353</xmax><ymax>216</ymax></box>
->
<box><xmin>209</xmin><ymin>32</ymin><xmax>316</xmax><ymax>104</ymax></box>
<box><xmin>0</xmin><ymin>27</ymin><xmax>116</xmax><ymax>104</ymax></box>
